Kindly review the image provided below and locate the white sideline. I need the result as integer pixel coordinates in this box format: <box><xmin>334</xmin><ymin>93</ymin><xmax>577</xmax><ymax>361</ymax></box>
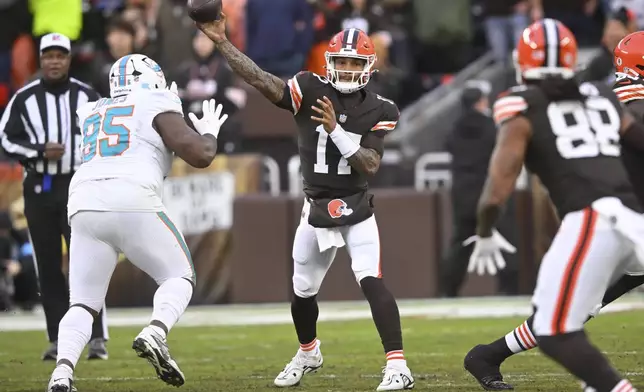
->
<box><xmin>1</xmin><ymin>295</ymin><xmax>643</xmax><ymax>332</ymax></box>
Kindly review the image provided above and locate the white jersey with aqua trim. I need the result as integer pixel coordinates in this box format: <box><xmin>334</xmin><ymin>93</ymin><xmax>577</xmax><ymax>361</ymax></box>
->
<box><xmin>68</xmin><ymin>88</ymin><xmax>183</xmax><ymax>219</ymax></box>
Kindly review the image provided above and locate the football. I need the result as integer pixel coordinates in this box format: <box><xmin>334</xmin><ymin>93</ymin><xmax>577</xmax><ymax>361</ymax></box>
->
<box><xmin>187</xmin><ymin>0</ymin><xmax>222</xmax><ymax>23</ymax></box>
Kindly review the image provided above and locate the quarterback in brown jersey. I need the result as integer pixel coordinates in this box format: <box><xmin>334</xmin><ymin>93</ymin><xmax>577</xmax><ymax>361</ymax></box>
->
<box><xmin>196</xmin><ymin>12</ymin><xmax>413</xmax><ymax>391</ymax></box>
<box><xmin>465</xmin><ymin>29</ymin><xmax>644</xmax><ymax>392</ymax></box>
<box><xmin>461</xmin><ymin>19</ymin><xmax>644</xmax><ymax>392</ymax></box>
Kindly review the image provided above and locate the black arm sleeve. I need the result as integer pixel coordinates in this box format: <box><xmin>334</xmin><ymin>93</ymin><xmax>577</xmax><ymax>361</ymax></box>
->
<box><xmin>275</xmin><ymin>84</ymin><xmax>294</xmax><ymax>112</ymax></box>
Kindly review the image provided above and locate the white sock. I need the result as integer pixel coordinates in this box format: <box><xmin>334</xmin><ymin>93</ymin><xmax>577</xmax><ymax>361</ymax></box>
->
<box><xmin>56</xmin><ymin>307</ymin><xmax>93</xmax><ymax>369</ymax></box>
<box><xmin>150</xmin><ymin>278</ymin><xmax>193</xmax><ymax>336</ymax></box>
<box><xmin>148</xmin><ymin>325</ymin><xmax>167</xmax><ymax>339</ymax></box>
<box><xmin>385</xmin><ymin>350</ymin><xmax>407</xmax><ymax>368</ymax></box>
<box><xmin>504</xmin><ymin>320</ymin><xmax>537</xmax><ymax>354</ymax></box>
<box><xmin>52</xmin><ymin>363</ymin><xmax>74</xmax><ymax>380</ymax></box>
<box><xmin>610</xmin><ymin>380</ymin><xmax>636</xmax><ymax>392</ymax></box>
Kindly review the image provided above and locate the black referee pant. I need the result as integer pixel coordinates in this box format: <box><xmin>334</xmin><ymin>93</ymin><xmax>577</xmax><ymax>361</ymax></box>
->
<box><xmin>23</xmin><ymin>172</ymin><xmax>107</xmax><ymax>343</ymax></box>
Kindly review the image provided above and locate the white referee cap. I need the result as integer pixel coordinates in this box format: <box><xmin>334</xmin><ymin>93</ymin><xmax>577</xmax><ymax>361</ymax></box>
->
<box><xmin>40</xmin><ymin>33</ymin><xmax>71</xmax><ymax>54</ymax></box>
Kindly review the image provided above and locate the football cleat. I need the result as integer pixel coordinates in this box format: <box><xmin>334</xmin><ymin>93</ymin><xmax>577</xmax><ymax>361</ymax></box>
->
<box><xmin>46</xmin><ymin>376</ymin><xmax>77</xmax><ymax>392</ymax></box>
<box><xmin>87</xmin><ymin>338</ymin><xmax>108</xmax><ymax>360</ymax></box>
<box><xmin>376</xmin><ymin>363</ymin><xmax>415</xmax><ymax>391</ymax></box>
<box><xmin>464</xmin><ymin>344</ymin><xmax>514</xmax><ymax>390</ymax></box>
<box><xmin>42</xmin><ymin>341</ymin><xmax>57</xmax><ymax>361</ymax></box>
<box><xmin>132</xmin><ymin>327</ymin><xmax>185</xmax><ymax>387</ymax></box>
<box><xmin>274</xmin><ymin>339</ymin><xmax>323</xmax><ymax>387</ymax></box>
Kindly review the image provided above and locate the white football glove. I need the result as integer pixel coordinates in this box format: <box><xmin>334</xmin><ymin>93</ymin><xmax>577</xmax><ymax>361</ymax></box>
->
<box><xmin>463</xmin><ymin>229</ymin><xmax>516</xmax><ymax>276</ymax></box>
<box><xmin>188</xmin><ymin>99</ymin><xmax>229</xmax><ymax>138</ymax></box>
<box><xmin>167</xmin><ymin>81</ymin><xmax>178</xmax><ymax>95</ymax></box>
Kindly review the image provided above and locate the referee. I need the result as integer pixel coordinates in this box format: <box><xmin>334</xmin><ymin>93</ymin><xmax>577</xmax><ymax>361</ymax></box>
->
<box><xmin>0</xmin><ymin>33</ymin><xmax>109</xmax><ymax>361</ymax></box>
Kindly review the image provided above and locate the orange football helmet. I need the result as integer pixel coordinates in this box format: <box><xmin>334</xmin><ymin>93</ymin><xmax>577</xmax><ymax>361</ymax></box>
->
<box><xmin>514</xmin><ymin>18</ymin><xmax>577</xmax><ymax>83</ymax></box>
<box><xmin>614</xmin><ymin>31</ymin><xmax>644</xmax><ymax>78</ymax></box>
<box><xmin>325</xmin><ymin>28</ymin><xmax>377</xmax><ymax>94</ymax></box>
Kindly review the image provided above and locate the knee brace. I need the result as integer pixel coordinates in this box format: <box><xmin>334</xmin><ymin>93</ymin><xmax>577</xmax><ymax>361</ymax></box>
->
<box><xmin>292</xmin><ymin>272</ymin><xmax>320</xmax><ymax>298</ymax></box>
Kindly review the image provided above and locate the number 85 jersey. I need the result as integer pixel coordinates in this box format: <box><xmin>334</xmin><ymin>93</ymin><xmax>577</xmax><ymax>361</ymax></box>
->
<box><xmin>68</xmin><ymin>89</ymin><xmax>182</xmax><ymax>219</ymax></box>
<box><xmin>493</xmin><ymin>82</ymin><xmax>639</xmax><ymax>217</ymax></box>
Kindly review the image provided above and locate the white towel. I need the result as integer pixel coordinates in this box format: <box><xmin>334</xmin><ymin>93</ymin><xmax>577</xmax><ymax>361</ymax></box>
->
<box><xmin>301</xmin><ymin>199</ymin><xmax>346</xmax><ymax>252</ymax></box>
<box><xmin>592</xmin><ymin>197</ymin><xmax>644</xmax><ymax>265</ymax></box>
<box><xmin>314</xmin><ymin>227</ymin><xmax>345</xmax><ymax>252</ymax></box>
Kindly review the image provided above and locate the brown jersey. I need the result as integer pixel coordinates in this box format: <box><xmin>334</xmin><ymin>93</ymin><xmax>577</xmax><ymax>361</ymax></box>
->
<box><xmin>280</xmin><ymin>71</ymin><xmax>399</xmax><ymax>200</ymax></box>
<box><xmin>614</xmin><ymin>73</ymin><xmax>644</xmax><ymax>207</ymax></box>
<box><xmin>493</xmin><ymin>81</ymin><xmax>640</xmax><ymax>217</ymax></box>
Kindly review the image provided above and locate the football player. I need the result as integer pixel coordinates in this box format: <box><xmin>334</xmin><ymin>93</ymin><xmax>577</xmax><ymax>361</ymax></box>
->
<box><xmin>46</xmin><ymin>54</ymin><xmax>229</xmax><ymax>392</ymax></box>
<box><xmin>196</xmin><ymin>13</ymin><xmax>414</xmax><ymax>392</ymax></box>
<box><xmin>463</xmin><ymin>19</ymin><xmax>644</xmax><ymax>392</ymax></box>
<box><xmin>465</xmin><ymin>29</ymin><xmax>644</xmax><ymax>392</ymax></box>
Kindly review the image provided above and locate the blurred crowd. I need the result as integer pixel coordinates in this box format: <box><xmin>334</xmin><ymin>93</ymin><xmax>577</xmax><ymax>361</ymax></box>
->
<box><xmin>0</xmin><ymin>0</ymin><xmax>642</xmax><ymax>308</ymax></box>
<box><xmin>0</xmin><ymin>1</ymin><xmax>636</xmax><ymax>123</ymax></box>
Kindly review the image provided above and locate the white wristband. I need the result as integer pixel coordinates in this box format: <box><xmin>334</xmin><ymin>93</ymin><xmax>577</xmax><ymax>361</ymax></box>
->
<box><xmin>329</xmin><ymin>124</ymin><xmax>360</xmax><ymax>158</ymax></box>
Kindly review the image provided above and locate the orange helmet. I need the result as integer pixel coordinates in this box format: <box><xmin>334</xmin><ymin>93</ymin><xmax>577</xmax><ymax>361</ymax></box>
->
<box><xmin>514</xmin><ymin>18</ymin><xmax>577</xmax><ymax>83</ymax></box>
<box><xmin>614</xmin><ymin>31</ymin><xmax>644</xmax><ymax>78</ymax></box>
<box><xmin>325</xmin><ymin>28</ymin><xmax>376</xmax><ymax>94</ymax></box>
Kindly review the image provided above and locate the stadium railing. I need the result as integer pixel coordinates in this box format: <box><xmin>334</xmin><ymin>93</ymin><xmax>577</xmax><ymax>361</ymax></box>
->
<box><xmin>390</xmin><ymin>48</ymin><xmax>603</xmax><ymax>162</ymax></box>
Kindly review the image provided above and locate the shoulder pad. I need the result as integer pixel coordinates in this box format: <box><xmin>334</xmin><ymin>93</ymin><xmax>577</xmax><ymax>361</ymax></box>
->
<box><xmin>287</xmin><ymin>71</ymin><xmax>330</xmax><ymax>114</ymax></box>
<box><xmin>579</xmin><ymin>81</ymin><xmax>604</xmax><ymax>97</ymax></box>
<box><xmin>376</xmin><ymin>94</ymin><xmax>399</xmax><ymax>116</ymax></box>
<box><xmin>613</xmin><ymin>73</ymin><xmax>644</xmax><ymax>104</ymax></box>
<box><xmin>144</xmin><ymin>89</ymin><xmax>183</xmax><ymax>118</ymax></box>
<box><xmin>76</xmin><ymin>100</ymin><xmax>96</xmax><ymax>120</ymax></box>
<box><xmin>292</xmin><ymin>71</ymin><xmax>329</xmax><ymax>88</ymax></box>
<box><xmin>368</xmin><ymin>94</ymin><xmax>399</xmax><ymax>133</ymax></box>
<box><xmin>493</xmin><ymin>92</ymin><xmax>529</xmax><ymax>127</ymax></box>
<box><xmin>496</xmin><ymin>85</ymin><xmax>528</xmax><ymax>100</ymax></box>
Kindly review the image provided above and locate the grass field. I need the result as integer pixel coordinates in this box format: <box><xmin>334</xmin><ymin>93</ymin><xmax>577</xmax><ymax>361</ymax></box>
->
<box><xmin>2</xmin><ymin>298</ymin><xmax>644</xmax><ymax>392</ymax></box>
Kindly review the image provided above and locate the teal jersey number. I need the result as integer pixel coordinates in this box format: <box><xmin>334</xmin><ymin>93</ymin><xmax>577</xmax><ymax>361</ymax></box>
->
<box><xmin>82</xmin><ymin>106</ymin><xmax>134</xmax><ymax>163</ymax></box>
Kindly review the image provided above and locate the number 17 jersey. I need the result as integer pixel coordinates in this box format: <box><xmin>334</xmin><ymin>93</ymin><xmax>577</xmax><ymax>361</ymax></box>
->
<box><xmin>68</xmin><ymin>89</ymin><xmax>183</xmax><ymax>219</ymax></box>
<box><xmin>493</xmin><ymin>82</ymin><xmax>640</xmax><ymax>217</ymax></box>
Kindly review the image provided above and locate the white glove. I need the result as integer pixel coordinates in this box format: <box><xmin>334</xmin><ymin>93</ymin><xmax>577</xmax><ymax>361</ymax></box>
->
<box><xmin>463</xmin><ymin>229</ymin><xmax>516</xmax><ymax>276</ymax></box>
<box><xmin>167</xmin><ymin>81</ymin><xmax>178</xmax><ymax>95</ymax></box>
<box><xmin>188</xmin><ymin>99</ymin><xmax>229</xmax><ymax>138</ymax></box>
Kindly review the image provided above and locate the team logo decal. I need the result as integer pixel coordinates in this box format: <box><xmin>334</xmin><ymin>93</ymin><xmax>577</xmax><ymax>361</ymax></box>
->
<box><xmin>327</xmin><ymin>199</ymin><xmax>353</xmax><ymax>218</ymax></box>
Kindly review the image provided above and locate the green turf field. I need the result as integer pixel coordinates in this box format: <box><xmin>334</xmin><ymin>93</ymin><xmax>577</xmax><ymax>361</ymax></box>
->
<box><xmin>2</xmin><ymin>310</ymin><xmax>644</xmax><ymax>391</ymax></box>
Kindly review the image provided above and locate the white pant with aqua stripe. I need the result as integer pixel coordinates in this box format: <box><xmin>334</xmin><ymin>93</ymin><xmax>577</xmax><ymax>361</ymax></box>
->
<box><xmin>68</xmin><ymin>210</ymin><xmax>195</xmax><ymax>312</ymax></box>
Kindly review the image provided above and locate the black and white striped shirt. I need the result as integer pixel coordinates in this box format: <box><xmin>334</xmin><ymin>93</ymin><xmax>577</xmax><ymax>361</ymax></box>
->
<box><xmin>0</xmin><ymin>78</ymin><xmax>100</xmax><ymax>175</ymax></box>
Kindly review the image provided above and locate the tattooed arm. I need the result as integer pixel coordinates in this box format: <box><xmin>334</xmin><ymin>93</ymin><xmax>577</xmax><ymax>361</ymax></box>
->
<box><xmin>476</xmin><ymin>116</ymin><xmax>531</xmax><ymax>237</ymax></box>
<box><xmin>346</xmin><ymin>148</ymin><xmax>381</xmax><ymax>176</ymax></box>
<box><xmin>196</xmin><ymin>16</ymin><xmax>286</xmax><ymax>104</ymax></box>
<box><xmin>345</xmin><ymin>102</ymin><xmax>399</xmax><ymax>176</ymax></box>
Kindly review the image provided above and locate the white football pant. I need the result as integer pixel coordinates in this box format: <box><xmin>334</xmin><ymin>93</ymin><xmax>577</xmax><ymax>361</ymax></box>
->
<box><xmin>292</xmin><ymin>199</ymin><xmax>381</xmax><ymax>298</ymax></box>
<box><xmin>532</xmin><ymin>201</ymin><xmax>643</xmax><ymax>336</ymax></box>
<box><xmin>68</xmin><ymin>211</ymin><xmax>195</xmax><ymax>312</ymax></box>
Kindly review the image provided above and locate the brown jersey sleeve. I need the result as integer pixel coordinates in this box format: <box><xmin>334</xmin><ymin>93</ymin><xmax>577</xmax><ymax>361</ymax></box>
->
<box><xmin>492</xmin><ymin>89</ymin><xmax>529</xmax><ymax>127</ymax></box>
<box><xmin>278</xmin><ymin>71</ymin><xmax>330</xmax><ymax>115</ymax></box>
<box><xmin>613</xmin><ymin>74</ymin><xmax>644</xmax><ymax>104</ymax></box>
<box><xmin>361</xmin><ymin>97</ymin><xmax>399</xmax><ymax>156</ymax></box>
